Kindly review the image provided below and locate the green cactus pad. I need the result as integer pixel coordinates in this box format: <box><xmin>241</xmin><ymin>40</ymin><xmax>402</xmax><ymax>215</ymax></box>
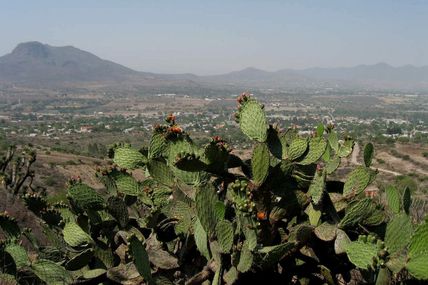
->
<box><xmin>308</xmin><ymin>170</ymin><xmax>326</xmax><ymax>205</ymax></box>
<box><xmin>128</xmin><ymin>235</ymin><xmax>153</xmax><ymax>284</ymax></box>
<box><xmin>4</xmin><ymin>243</ymin><xmax>29</xmax><ymax>269</ymax></box>
<box><xmin>259</xmin><ymin>242</ymin><xmax>295</xmax><ymax>268</ymax></box>
<box><xmin>113</xmin><ymin>146</ymin><xmax>147</xmax><ymax>169</ymax></box>
<box><xmin>195</xmin><ymin>185</ymin><xmax>219</xmax><ymax>235</ymax></box>
<box><xmin>107</xmin><ymin>196</ymin><xmax>129</xmax><ymax>228</ymax></box>
<box><xmin>223</xmin><ymin>266</ymin><xmax>239</xmax><ymax>285</ymax></box>
<box><xmin>363</xmin><ymin>143</ymin><xmax>374</xmax><ymax>167</ymax></box>
<box><xmin>23</xmin><ymin>194</ymin><xmax>48</xmax><ymax>215</ymax></box>
<box><xmin>345</xmin><ymin>241</ymin><xmax>378</xmax><ymax>269</ymax></box>
<box><xmin>82</xmin><ymin>268</ymin><xmax>107</xmax><ymax>279</ymax></box>
<box><xmin>337</xmin><ymin>139</ymin><xmax>354</xmax><ymax>158</ymax></box>
<box><xmin>325</xmin><ymin>156</ymin><xmax>341</xmax><ymax>174</ymax></box>
<box><xmin>343</xmin><ymin>166</ymin><xmax>371</xmax><ymax>196</ymax></box>
<box><xmin>65</xmin><ymin>248</ymin><xmax>94</xmax><ymax>271</ymax></box>
<box><xmin>194</xmin><ymin>218</ymin><xmax>211</xmax><ymax>260</ymax></box>
<box><xmin>237</xmin><ymin>240</ymin><xmax>253</xmax><ymax>273</ymax></box>
<box><xmin>238</xmin><ymin>100</ymin><xmax>268</xmax><ymax>142</ymax></box>
<box><xmin>406</xmin><ymin>254</ymin><xmax>428</xmax><ymax>280</ymax></box>
<box><xmin>32</xmin><ymin>259</ymin><xmax>73</xmax><ymax>285</ymax></box>
<box><xmin>174</xmin><ymin>153</ymin><xmax>207</xmax><ymax>172</ymax></box>
<box><xmin>385</xmin><ymin>213</ymin><xmax>412</xmax><ymax>254</ymax></box>
<box><xmin>385</xmin><ymin>185</ymin><xmax>400</xmax><ymax>214</ymax></box>
<box><xmin>305</xmin><ymin>203</ymin><xmax>321</xmax><ymax>226</ymax></box>
<box><xmin>409</xmin><ymin>221</ymin><xmax>428</xmax><ymax>257</ymax></box>
<box><xmin>334</xmin><ymin>229</ymin><xmax>351</xmax><ymax>255</ymax></box>
<box><xmin>0</xmin><ymin>273</ymin><xmax>16</xmax><ymax>284</ymax></box>
<box><xmin>114</xmin><ymin>173</ymin><xmax>140</xmax><ymax>196</ymax></box>
<box><xmin>402</xmin><ymin>186</ymin><xmax>412</xmax><ymax>214</ymax></box>
<box><xmin>298</xmin><ymin>137</ymin><xmax>327</xmax><ymax>165</ymax></box>
<box><xmin>0</xmin><ymin>213</ymin><xmax>21</xmax><ymax>238</ymax></box>
<box><xmin>375</xmin><ymin>267</ymin><xmax>391</xmax><ymax>285</ymax></box>
<box><xmin>67</xmin><ymin>183</ymin><xmax>105</xmax><ymax>210</ymax></box>
<box><xmin>215</xmin><ymin>220</ymin><xmax>234</xmax><ymax>253</ymax></box>
<box><xmin>170</xmin><ymin>200</ymin><xmax>194</xmax><ymax>235</ymax></box>
<box><xmin>385</xmin><ymin>254</ymin><xmax>406</xmax><ymax>274</ymax></box>
<box><xmin>147</xmin><ymin>159</ymin><xmax>175</xmax><ymax>187</ymax></box>
<box><xmin>62</xmin><ymin>221</ymin><xmax>93</xmax><ymax>247</ymax></box>
<box><xmin>327</xmin><ymin>131</ymin><xmax>339</xmax><ymax>152</ymax></box>
<box><xmin>148</xmin><ymin>132</ymin><xmax>167</xmax><ymax>159</ymax></box>
<box><xmin>339</xmin><ymin>198</ymin><xmax>375</xmax><ymax>228</ymax></box>
<box><xmin>251</xmin><ymin>143</ymin><xmax>270</xmax><ymax>186</ymax></box>
<box><xmin>314</xmin><ymin>222</ymin><xmax>337</xmax><ymax>241</ymax></box>
<box><xmin>288</xmin><ymin>137</ymin><xmax>308</xmax><ymax>161</ymax></box>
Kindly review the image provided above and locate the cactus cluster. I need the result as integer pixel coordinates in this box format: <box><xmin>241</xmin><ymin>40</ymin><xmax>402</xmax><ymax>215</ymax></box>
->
<box><xmin>1</xmin><ymin>93</ymin><xmax>427</xmax><ymax>284</ymax></box>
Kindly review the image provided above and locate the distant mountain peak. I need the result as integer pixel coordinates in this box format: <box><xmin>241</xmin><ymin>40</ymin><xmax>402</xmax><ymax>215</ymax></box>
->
<box><xmin>11</xmin><ymin>41</ymin><xmax>50</xmax><ymax>58</ymax></box>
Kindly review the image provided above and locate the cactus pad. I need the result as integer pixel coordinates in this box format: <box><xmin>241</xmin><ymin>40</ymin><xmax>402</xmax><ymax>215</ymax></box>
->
<box><xmin>215</xmin><ymin>220</ymin><xmax>234</xmax><ymax>253</ymax></box>
<box><xmin>409</xmin><ymin>221</ymin><xmax>428</xmax><ymax>257</ymax></box>
<box><xmin>251</xmin><ymin>143</ymin><xmax>270</xmax><ymax>186</ymax></box>
<box><xmin>343</xmin><ymin>166</ymin><xmax>371</xmax><ymax>196</ymax></box>
<box><xmin>67</xmin><ymin>183</ymin><xmax>105</xmax><ymax>210</ymax></box>
<box><xmin>62</xmin><ymin>221</ymin><xmax>93</xmax><ymax>247</ymax></box>
<box><xmin>147</xmin><ymin>159</ymin><xmax>175</xmax><ymax>187</ymax></box>
<box><xmin>385</xmin><ymin>185</ymin><xmax>400</xmax><ymax>214</ymax></box>
<box><xmin>195</xmin><ymin>185</ymin><xmax>219</xmax><ymax>235</ymax></box>
<box><xmin>238</xmin><ymin>100</ymin><xmax>268</xmax><ymax>142</ymax></box>
<box><xmin>308</xmin><ymin>169</ymin><xmax>326</xmax><ymax>205</ymax></box>
<box><xmin>4</xmin><ymin>243</ymin><xmax>29</xmax><ymax>269</ymax></box>
<box><xmin>288</xmin><ymin>137</ymin><xmax>308</xmax><ymax>161</ymax></box>
<box><xmin>237</xmin><ymin>241</ymin><xmax>253</xmax><ymax>273</ymax></box>
<box><xmin>385</xmin><ymin>213</ymin><xmax>412</xmax><ymax>254</ymax></box>
<box><xmin>345</xmin><ymin>241</ymin><xmax>378</xmax><ymax>269</ymax></box>
<box><xmin>113</xmin><ymin>146</ymin><xmax>147</xmax><ymax>169</ymax></box>
<box><xmin>314</xmin><ymin>222</ymin><xmax>337</xmax><ymax>241</ymax></box>
<box><xmin>194</xmin><ymin>218</ymin><xmax>210</xmax><ymax>260</ymax></box>
<box><xmin>128</xmin><ymin>235</ymin><xmax>153</xmax><ymax>284</ymax></box>
<box><xmin>31</xmin><ymin>259</ymin><xmax>73</xmax><ymax>285</ymax></box>
<box><xmin>298</xmin><ymin>137</ymin><xmax>327</xmax><ymax>165</ymax></box>
<box><xmin>406</xmin><ymin>254</ymin><xmax>428</xmax><ymax>280</ymax></box>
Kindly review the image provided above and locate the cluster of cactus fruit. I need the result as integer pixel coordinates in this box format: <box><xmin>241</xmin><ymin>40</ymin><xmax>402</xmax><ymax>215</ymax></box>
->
<box><xmin>1</xmin><ymin>93</ymin><xmax>428</xmax><ymax>285</ymax></box>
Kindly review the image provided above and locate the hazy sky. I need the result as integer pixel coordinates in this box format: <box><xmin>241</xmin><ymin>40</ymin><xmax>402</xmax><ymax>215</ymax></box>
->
<box><xmin>1</xmin><ymin>0</ymin><xmax>427</xmax><ymax>74</ymax></box>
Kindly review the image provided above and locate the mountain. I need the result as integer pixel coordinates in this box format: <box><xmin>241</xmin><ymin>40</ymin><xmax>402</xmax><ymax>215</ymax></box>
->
<box><xmin>0</xmin><ymin>41</ymin><xmax>144</xmax><ymax>85</ymax></box>
<box><xmin>1</xmin><ymin>42</ymin><xmax>428</xmax><ymax>90</ymax></box>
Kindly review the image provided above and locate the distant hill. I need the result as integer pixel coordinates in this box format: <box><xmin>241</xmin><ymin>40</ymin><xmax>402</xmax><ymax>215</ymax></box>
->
<box><xmin>1</xmin><ymin>41</ymin><xmax>428</xmax><ymax>91</ymax></box>
<box><xmin>0</xmin><ymin>41</ymin><xmax>145</xmax><ymax>86</ymax></box>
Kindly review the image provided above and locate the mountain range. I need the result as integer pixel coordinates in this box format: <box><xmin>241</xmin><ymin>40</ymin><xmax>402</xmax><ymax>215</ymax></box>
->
<box><xmin>1</xmin><ymin>41</ymin><xmax>428</xmax><ymax>91</ymax></box>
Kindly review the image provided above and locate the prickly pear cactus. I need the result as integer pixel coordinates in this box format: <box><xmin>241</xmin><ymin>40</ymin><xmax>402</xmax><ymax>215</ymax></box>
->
<box><xmin>2</xmin><ymin>93</ymin><xmax>427</xmax><ymax>285</ymax></box>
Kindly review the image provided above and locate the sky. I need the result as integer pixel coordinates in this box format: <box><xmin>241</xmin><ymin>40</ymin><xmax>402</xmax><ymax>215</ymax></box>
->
<box><xmin>1</xmin><ymin>0</ymin><xmax>427</xmax><ymax>75</ymax></box>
